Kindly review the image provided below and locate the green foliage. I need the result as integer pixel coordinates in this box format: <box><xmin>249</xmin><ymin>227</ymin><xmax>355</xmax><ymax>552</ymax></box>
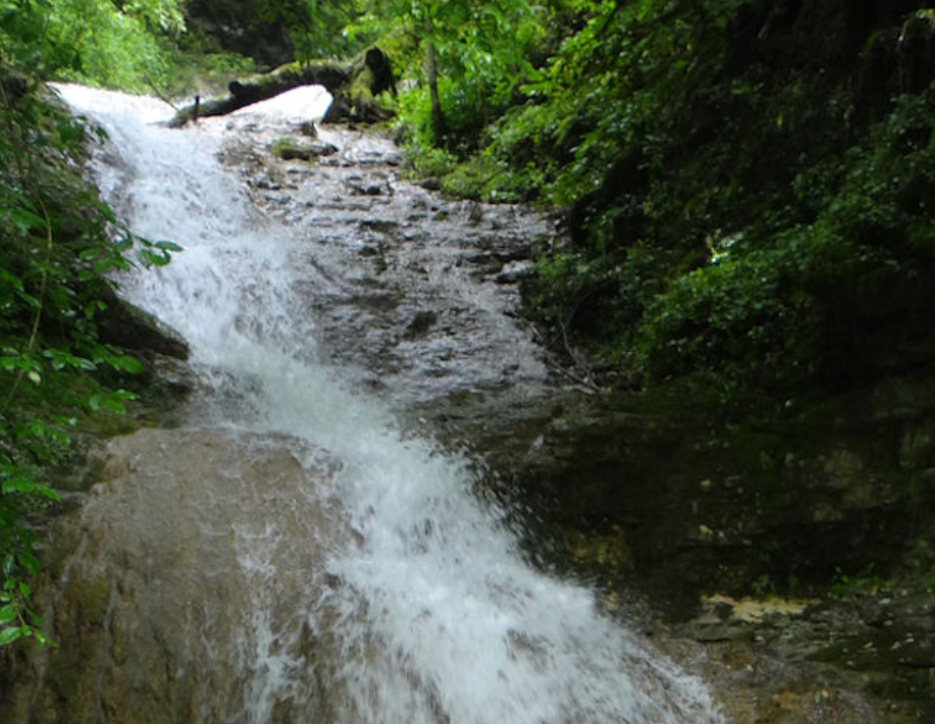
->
<box><xmin>351</xmin><ymin>0</ymin><xmax>546</xmax><ymax>151</ymax></box>
<box><xmin>423</xmin><ymin>0</ymin><xmax>935</xmax><ymax>402</ymax></box>
<box><xmin>161</xmin><ymin>44</ymin><xmax>258</xmax><ymax>98</ymax></box>
<box><xmin>0</xmin><ymin>73</ymin><xmax>175</xmax><ymax>648</ymax></box>
<box><xmin>400</xmin><ymin>143</ymin><xmax>458</xmax><ymax>180</ymax></box>
<box><xmin>637</xmin><ymin>83</ymin><xmax>935</xmax><ymax>393</ymax></box>
<box><xmin>0</xmin><ymin>0</ymin><xmax>186</xmax><ymax>90</ymax></box>
<box><xmin>828</xmin><ymin>565</ymin><xmax>885</xmax><ymax>601</ymax></box>
<box><xmin>257</xmin><ymin>0</ymin><xmax>366</xmax><ymax>60</ymax></box>
<box><xmin>439</xmin><ymin>151</ymin><xmax>543</xmax><ymax>202</ymax></box>
<box><xmin>751</xmin><ymin>573</ymin><xmax>776</xmax><ymax>597</ymax></box>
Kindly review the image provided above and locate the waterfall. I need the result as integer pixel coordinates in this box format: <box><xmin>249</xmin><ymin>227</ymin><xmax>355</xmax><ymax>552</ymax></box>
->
<box><xmin>50</xmin><ymin>84</ymin><xmax>725</xmax><ymax>724</ymax></box>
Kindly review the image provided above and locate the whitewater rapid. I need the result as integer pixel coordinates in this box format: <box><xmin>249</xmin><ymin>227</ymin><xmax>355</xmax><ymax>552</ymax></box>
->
<box><xmin>53</xmin><ymin>84</ymin><xmax>724</xmax><ymax>724</ymax></box>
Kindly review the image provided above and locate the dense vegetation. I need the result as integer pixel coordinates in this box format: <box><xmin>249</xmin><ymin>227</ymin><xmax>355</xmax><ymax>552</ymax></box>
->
<box><xmin>369</xmin><ymin>0</ymin><xmax>935</xmax><ymax>412</ymax></box>
<box><xmin>0</xmin><ymin>0</ymin><xmax>186</xmax><ymax>646</ymax></box>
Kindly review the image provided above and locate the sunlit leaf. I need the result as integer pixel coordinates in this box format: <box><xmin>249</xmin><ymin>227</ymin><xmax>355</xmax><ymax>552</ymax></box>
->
<box><xmin>1</xmin><ymin>477</ymin><xmax>60</xmax><ymax>501</ymax></box>
<box><xmin>0</xmin><ymin>626</ymin><xmax>23</xmax><ymax>645</ymax></box>
<box><xmin>153</xmin><ymin>240</ymin><xmax>182</xmax><ymax>252</ymax></box>
<box><xmin>110</xmin><ymin>355</ymin><xmax>143</xmax><ymax>374</ymax></box>
<box><xmin>0</xmin><ymin>605</ymin><xmax>17</xmax><ymax>625</ymax></box>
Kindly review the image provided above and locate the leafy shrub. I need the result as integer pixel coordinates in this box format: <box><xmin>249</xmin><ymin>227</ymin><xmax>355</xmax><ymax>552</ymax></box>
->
<box><xmin>635</xmin><ymin>82</ymin><xmax>935</xmax><ymax>394</ymax></box>
<box><xmin>0</xmin><ymin>73</ymin><xmax>177</xmax><ymax>647</ymax></box>
<box><xmin>0</xmin><ymin>0</ymin><xmax>186</xmax><ymax>90</ymax></box>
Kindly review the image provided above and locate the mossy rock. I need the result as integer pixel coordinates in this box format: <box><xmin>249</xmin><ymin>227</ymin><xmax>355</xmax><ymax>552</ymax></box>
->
<box><xmin>96</xmin><ymin>289</ymin><xmax>189</xmax><ymax>361</ymax></box>
<box><xmin>270</xmin><ymin>137</ymin><xmax>337</xmax><ymax>161</ymax></box>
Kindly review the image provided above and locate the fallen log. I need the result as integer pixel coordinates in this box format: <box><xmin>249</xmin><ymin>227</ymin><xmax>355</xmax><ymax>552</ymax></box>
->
<box><xmin>168</xmin><ymin>47</ymin><xmax>395</xmax><ymax>128</ymax></box>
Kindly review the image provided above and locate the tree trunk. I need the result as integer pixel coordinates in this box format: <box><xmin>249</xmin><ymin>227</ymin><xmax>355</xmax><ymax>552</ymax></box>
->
<box><xmin>168</xmin><ymin>47</ymin><xmax>395</xmax><ymax>128</ymax></box>
<box><xmin>426</xmin><ymin>40</ymin><xmax>446</xmax><ymax>140</ymax></box>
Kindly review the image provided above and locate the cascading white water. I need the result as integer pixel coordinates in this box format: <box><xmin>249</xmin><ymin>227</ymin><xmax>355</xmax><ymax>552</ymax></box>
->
<box><xmin>55</xmin><ymin>84</ymin><xmax>725</xmax><ymax>724</ymax></box>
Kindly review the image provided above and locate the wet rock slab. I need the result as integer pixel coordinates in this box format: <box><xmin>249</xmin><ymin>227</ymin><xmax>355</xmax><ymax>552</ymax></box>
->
<box><xmin>668</xmin><ymin>590</ymin><xmax>935</xmax><ymax>723</ymax></box>
<box><xmin>215</xmin><ymin>117</ymin><xmax>552</xmax><ymax>405</ymax></box>
<box><xmin>0</xmin><ymin>428</ymin><xmax>350</xmax><ymax>723</ymax></box>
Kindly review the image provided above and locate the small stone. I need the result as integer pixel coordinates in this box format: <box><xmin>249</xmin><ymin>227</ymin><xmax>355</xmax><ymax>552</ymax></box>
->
<box><xmin>404</xmin><ymin>311</ymin><xmax>438</xmax><ymax>339</ymax></box>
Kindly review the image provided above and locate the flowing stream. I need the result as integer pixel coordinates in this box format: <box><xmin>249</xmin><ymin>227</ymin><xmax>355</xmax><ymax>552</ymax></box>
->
<box><xmin>36</xmin><ymin>85</ymin><xmax>725</xmax><ymax>724</ymax></box>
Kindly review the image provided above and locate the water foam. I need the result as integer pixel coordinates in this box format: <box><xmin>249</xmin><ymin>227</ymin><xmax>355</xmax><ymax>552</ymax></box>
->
<box><xmin>55</xmin><ymin>83</ymin><xmax>724</xmax><ymax>724</ymax></box>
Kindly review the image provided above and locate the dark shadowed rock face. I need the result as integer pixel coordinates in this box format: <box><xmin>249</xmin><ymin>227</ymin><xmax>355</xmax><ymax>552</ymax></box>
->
<box><xmin>97</xmin><ymin>287</ymin><xmax>190</xmax><ymax>360</ymax></box>
<box><xmin>184</xmin><ymin>0</ymin><xmax>293</xmax><ymax>67</ymax></box>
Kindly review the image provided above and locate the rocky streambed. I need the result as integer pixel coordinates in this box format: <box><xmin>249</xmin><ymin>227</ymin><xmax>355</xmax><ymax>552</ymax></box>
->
<box><xmin>3</xmin><ymin>88</ymin><xmax>934</xmax><ymax>723</ymax></box>
<box><xmin>213</xmin><ymin>112</ymin><xmax>551</xmax><ymax>405</ymax></box>
<box><xmin>230</xmin><ymin>110</ymin><xmax>935</xmax><ymax>722</ymax></box>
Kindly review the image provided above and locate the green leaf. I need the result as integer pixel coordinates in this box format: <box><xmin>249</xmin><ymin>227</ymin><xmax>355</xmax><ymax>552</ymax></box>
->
<box><xmin>154</xmin><ymin>240</ymin><xmax>183</xmax><ymax>252</ymax></box>
<box><xmin>136</xmin><ymin>248</ymin><xmax>171</xmax><ymax>267</ymax></box>
<box><xmin>2</xmin><ymin>477</ymin><xmax>60</xmax><ymax>501</ymax></box>
<box><xmin>0</xmin><ymin>626</ymin><xmax>24</xmax><ymax>646</ymax></box>
<box><xmin>32</xmin><ymin>630</ymin><xmax>56</xmax><ymax>647</ymax></box>
<box><xmin>0</xmin><ymin>268</ymin><xmax>24</xmax><ymax>292</ymax></box>
<box><xmin>10</xmin><ymin>207</ymin><xmax>45</xmax><ymax>233</ymax></box>
<box><xmin>84</xmin><ymin>299</ymin><xmax>107</xmax><ymax>317</ymax></box>
<box><xmin>103</xmin><ymin>397</ymin><xmax>126</xmax><ymax>414</ymax></box>
<box><xmin>95</xmin><ymin>200</ymin><xmax>116</xmax><ymax>223</ymax></box>
<box><xmin>17</xmin><ymin>551</ymin><xmax>41</xmax><ymax>575</ymax></box>
<box><xmin>109</xmin><ymin>355</ymin><xmax>144</xmax><ymax>374</ymax></box>
<box><xmin>44</xmin><ymin>348</ymin><xmax>97</xmax><ymax>372</ymax></box>
<box><xmin>0</xmin><ymin>604</ymin><xmax>17</xmax><ymax>625</ymax></box>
